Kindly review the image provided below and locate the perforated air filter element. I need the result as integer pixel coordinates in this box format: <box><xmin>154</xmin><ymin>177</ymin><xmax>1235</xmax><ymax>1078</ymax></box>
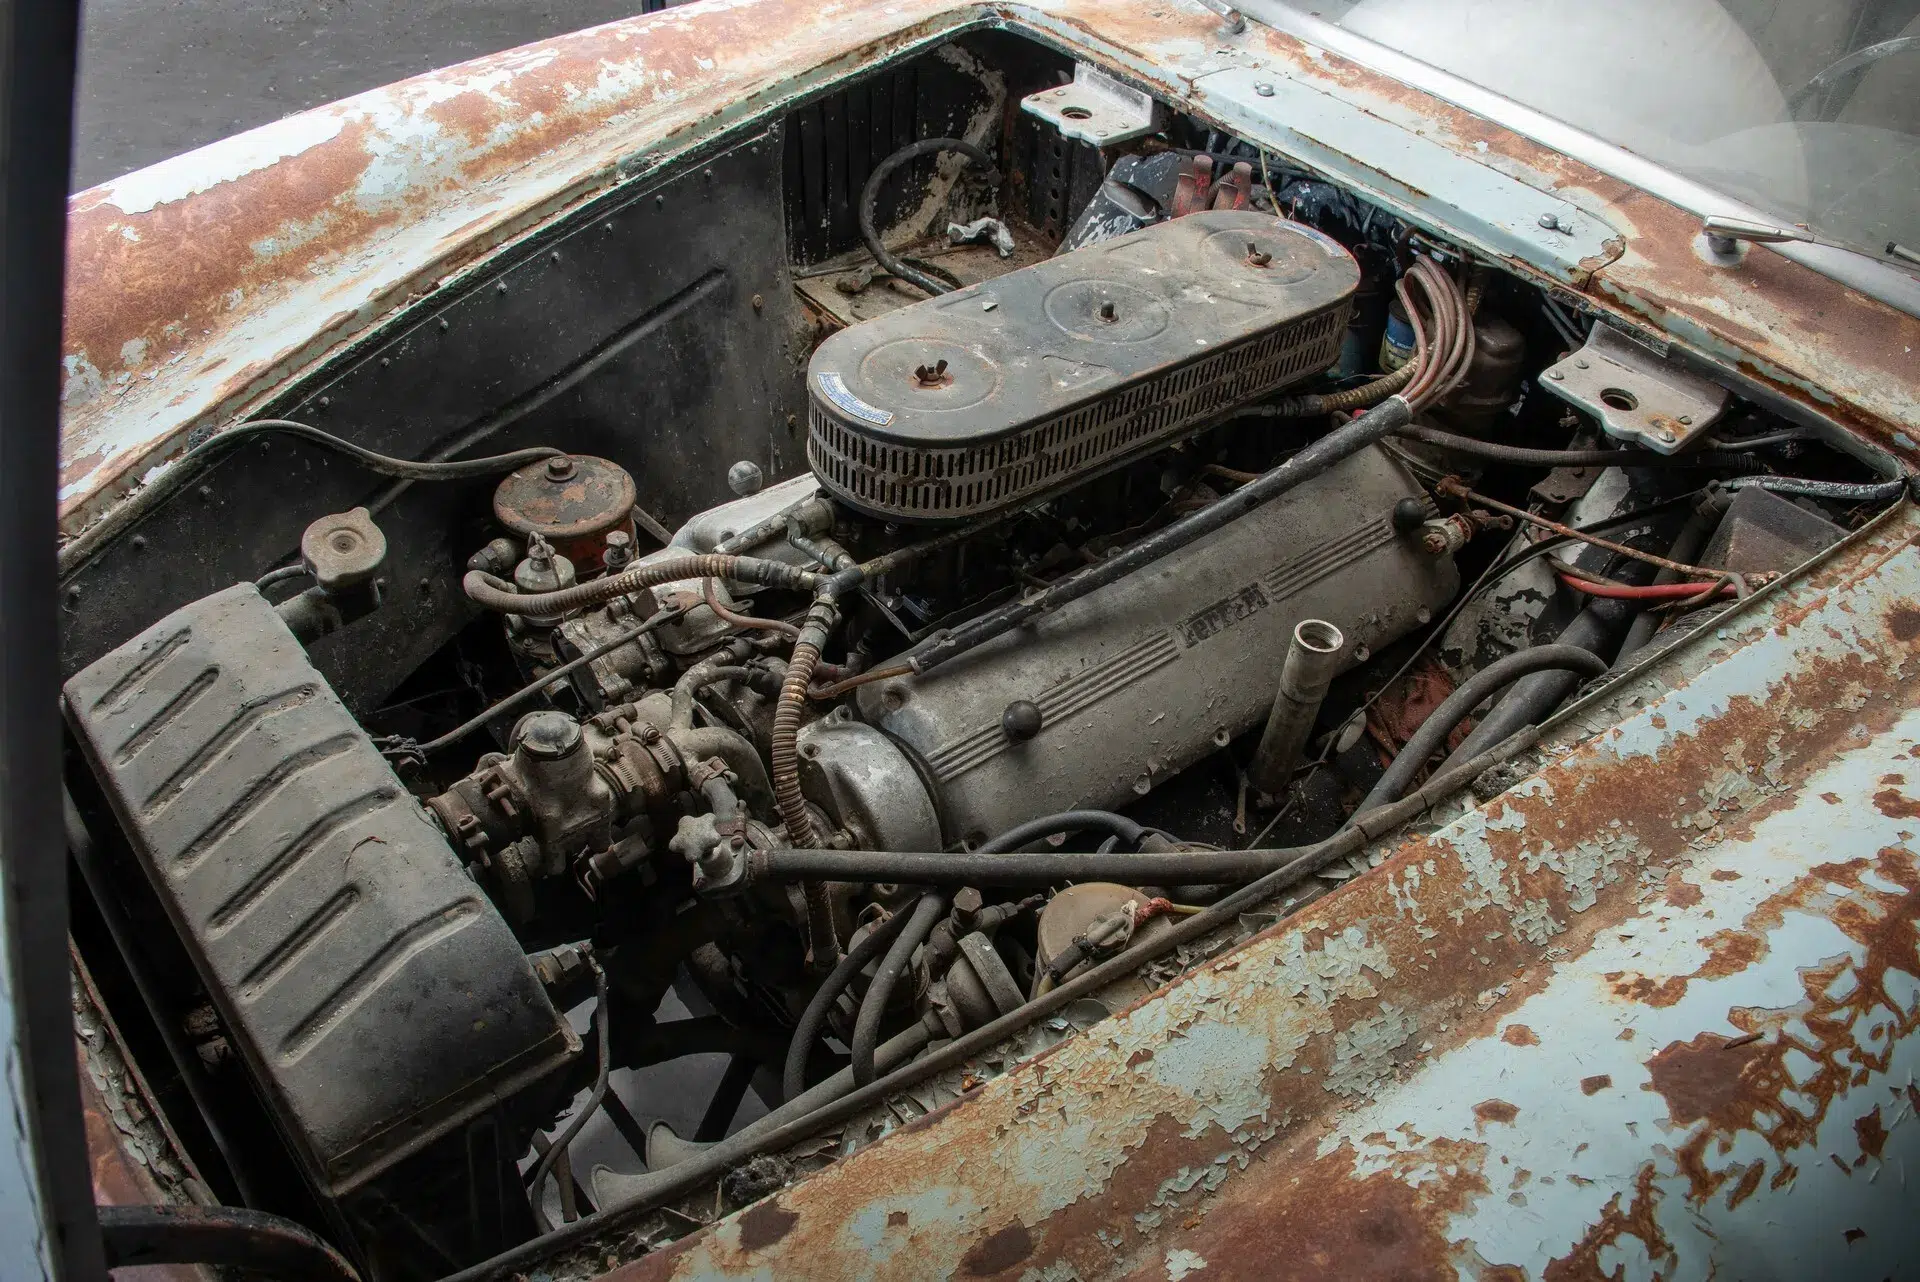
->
<box><xmin>806</xmin><ymin>210</ymin><xmax>1358</xmax><ymax>522</ymax></box>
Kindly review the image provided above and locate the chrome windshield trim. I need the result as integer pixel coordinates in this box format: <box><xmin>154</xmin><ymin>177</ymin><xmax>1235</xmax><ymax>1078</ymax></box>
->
<box><xmin>1235</xmin><ymin>0</ymin><xmax>1920</xmax><ymax>318</ymax></box>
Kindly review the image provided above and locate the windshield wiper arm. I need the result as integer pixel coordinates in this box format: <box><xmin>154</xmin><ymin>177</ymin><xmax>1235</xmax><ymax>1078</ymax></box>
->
<box><xmin>1702</xmin><ymin>215</ymin><xmax>1814</xmax><ymax>255</ymax></box>
<box><xmin>1703</xmin><ymin>215</ymin><xmax>1918</xmax><ymax>276</ymax></box>
<box><xmin>1190</xmin><ymin>0</ymin><xmax>1246</xmax><ymax>35</ymax></box>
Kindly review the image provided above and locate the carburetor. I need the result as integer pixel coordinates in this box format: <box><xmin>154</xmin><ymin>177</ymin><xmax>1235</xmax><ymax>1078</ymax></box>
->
<box><xmin>425</xmin><ymin>696</ymin><xmax>785</xmax><ymax>919</ymax></box>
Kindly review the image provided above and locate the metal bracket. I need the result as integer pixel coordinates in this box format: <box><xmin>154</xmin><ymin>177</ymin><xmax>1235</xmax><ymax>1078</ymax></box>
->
<box><xmin>1538</xmin><ymin>324</ymin><xmax>1729</xmax><ymax>454</ymax></box>
<box><xmin>1020</xmin><ymin>63</ymin><xmax>1163</xmax><ymax>148</ymax></box>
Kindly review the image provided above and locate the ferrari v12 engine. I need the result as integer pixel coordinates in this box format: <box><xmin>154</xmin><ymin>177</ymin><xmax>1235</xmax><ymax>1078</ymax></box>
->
<box><xmin>60</xmin><ymin>209</ymin><xmax>1454</xmax><ymax>1251</ymax></box>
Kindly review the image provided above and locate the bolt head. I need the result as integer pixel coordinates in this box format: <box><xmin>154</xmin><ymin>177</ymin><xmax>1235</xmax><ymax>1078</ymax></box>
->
<box><xmin>1656</xmin><ymin>428</ymin><xmax>1677</xmax><ymax>443</ymax></box>
<box><xmin>1254</xmin><ymin>82</ymin><xmax>1274</xmax><ymax>96</ymax></box>
<box><xmin>1547</xmin><ymin>369</ymin><xmax>1565</xmax><ymax>381</ymax></box>
<box><xmin>1538</xmin><ymin>213</ymin><xmax>1559</xmax><ymax>229</ymax></box>
<box><xmin>544</xmin><ymin>455</ymin><xmax>577</xmax><ymax>481</ymax></box>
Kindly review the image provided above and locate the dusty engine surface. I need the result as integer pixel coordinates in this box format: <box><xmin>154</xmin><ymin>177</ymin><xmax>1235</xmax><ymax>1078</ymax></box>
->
<box><xmin>806</xmin><ymin>210</ymin><xmax>1358</xmax><ymax>521</ymax></box>
<box><xmin>56</xmin><ymin>86</ymin><xmax>1891</xmax><ymax>1278</ymax></box>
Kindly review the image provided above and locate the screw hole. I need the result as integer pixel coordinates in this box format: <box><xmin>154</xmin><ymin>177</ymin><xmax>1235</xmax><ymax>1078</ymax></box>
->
<box><xmin>1060</xmin><ymin>105</ymin><xmax>1093</xmax><ymax>120</ymax></box>
<box><xmin>1599</xmin><ymin>388</ymin><xmax>1639</xmax><ymax>412</ymax></box>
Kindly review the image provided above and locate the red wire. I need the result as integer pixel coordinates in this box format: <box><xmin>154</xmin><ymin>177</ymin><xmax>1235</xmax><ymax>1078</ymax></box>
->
<box><xmin>1557</xmin><ymin>572</ymin><xmax>1731</xmax><ymax>601</ymax></box>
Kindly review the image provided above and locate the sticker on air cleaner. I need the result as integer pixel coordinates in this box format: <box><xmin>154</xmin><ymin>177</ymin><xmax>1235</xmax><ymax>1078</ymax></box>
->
<box><xmin>815</xmin><ymin>372</ymin><xmax>894</xmax><ymax>427</ymax></box>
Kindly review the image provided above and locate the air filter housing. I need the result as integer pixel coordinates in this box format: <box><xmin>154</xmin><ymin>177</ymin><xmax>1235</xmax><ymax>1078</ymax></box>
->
<box><xmin>806</xmin><ymin>210</ymin><xmax>1359</xmax><ymax>522</ymax></box>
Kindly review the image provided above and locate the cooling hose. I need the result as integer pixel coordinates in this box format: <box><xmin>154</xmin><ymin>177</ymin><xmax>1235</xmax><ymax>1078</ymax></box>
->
<box><xmin>859</xmin><ymin>137</ymin><xmax>1001</xmax><ymax>297</ymax></box>
<box><xmin>1353</xmin><ymin>645</ymin><xmax>1610</xmax><ymax>815</ymax></box>
<box><xmin>783</xmin><ymin>904</ymin><xmax>923</xmax><ymax>1102</ymax></box>
<box><xmin>850</xmin><ymin>891</ymin><xmax>947</xmax><ymax>1087</ymax></box>
<box><xmin>1441</xmin><ymin>597</ymin><xmax>1635</xmax><ymax>767</ymax></box>
<box><xmin>97</xmin><ymin>1205</ymin><xmax>361</xmax><ymax>1282</ymax></box>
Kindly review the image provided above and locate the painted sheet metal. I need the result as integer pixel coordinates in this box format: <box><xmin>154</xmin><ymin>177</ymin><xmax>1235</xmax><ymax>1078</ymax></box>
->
<box><xmin>58</xmin><ymin>0</ymin><xmax>1920</xmax><ymax>546</ymax></box>
<box><xmin>611</xmin><ymin>509</ymin><xmax>1920</xmax><ymax>1278</ymax></box>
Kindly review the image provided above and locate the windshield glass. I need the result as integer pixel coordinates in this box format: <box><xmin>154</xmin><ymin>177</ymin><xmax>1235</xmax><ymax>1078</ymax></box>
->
<box><xmin>1296</xmin><ymin>0</ymin><xmax>1919</xmax><ymax>260</ymax></box>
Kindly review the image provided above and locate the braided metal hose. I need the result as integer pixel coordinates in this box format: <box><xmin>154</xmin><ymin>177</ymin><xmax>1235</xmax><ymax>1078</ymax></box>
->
<box><xmin>462</xmin><ymin>554</ymin><xmax>817</xmax><ymax>617</ymax></box>
<box><xmin>770</xmin><ymin>599</ymin><xmax>844</xmax><ymax>968</ymax></box>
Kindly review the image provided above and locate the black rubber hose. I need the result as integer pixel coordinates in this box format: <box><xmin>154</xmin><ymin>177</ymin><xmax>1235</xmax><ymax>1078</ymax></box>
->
<box><xmin>192</xmin><ymin>418</ymin><xmax>563</xmax><ymax>481</ymax></box>
<box><xmin>912</xmin><ymin>396</ymin><xmax>1415</xmax><ymax>674</ymax></box>
<box><xmin>97</xmin><ymin>1204</ymin><xmax>360</xmax><ymax>1282</ymax></box>
<box><xmin>850</xmin><ymin>891</ymin><xmax>946</xmax><ymax>1086</ymax></box>
<box><xmin>858</xmin><ymin>137</ymin><xmax>1000</xmax><ymax>297</ymax></box>
<box><xmin>1443</xmin><ymin>597</ymin><xmax>1636</xmax><ymax>767</ymax></box>
<box><xmin>974</xmin><ymin>809</ymin><xmax>1147</xmax><ymax>853</ymax></box>
<box><xmin>526</xmin><ymin>957</ymin><xmax>609</xmax><ymax>1234</ymax></box>
<box><xmin>783</xmin><ymin>904</ymin><xmax>921</xmax><ymax>1102</ymax></box>
<box><xmin>1354</xmin><ymin>645</ymin><xmax>1610</xmax><ymax>814</ymax></box>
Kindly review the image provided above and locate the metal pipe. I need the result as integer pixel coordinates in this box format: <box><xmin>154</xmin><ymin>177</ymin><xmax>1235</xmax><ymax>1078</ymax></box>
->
<box><xmin>1247</xmin><ymin>618</ymin><xmax>1345</xmax><ymax>795</ymax></box>
<box><xmin>97</xmin><ymin>1204</ymin><xmax>360</xmax><ymax>1282</ymax></box>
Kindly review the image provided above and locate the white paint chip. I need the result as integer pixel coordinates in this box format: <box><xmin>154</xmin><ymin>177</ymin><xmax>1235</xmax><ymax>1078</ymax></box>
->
<box><xmin>1166</xmin><ymin>1247</ymin><xmax>1209</xmax><ymax>1279</ymax></box>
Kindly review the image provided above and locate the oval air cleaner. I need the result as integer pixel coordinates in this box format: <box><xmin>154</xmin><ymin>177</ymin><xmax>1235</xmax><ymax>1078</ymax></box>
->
<box><xmin>806</xmin><ymin>209</ymin><xmax>1359</xmax><ymax>522</ymax></box>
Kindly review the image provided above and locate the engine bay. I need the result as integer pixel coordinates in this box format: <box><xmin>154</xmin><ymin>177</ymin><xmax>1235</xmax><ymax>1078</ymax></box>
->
<box><xmin>56</xmin><ymin>31</ymin><xmax>1908</xmax><ymax>1279</ymax></box>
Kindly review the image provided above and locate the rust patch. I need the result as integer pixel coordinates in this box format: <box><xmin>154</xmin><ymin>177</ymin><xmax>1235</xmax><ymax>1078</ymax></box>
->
<box><xmin>1473</xmin><ymin>1099</ymin><xmax>1519</xmax><ymax>1130</ymax></box>
<box><xmin>1725</xmin><ymin>1159</ymin><xmax>1765</xmax><ymax>1211</ymax></box>
<box><xmin>1500</xmin><ymin>1024</ymin><xmax>1538</xmax><ymax>1047</ymax></box>
<box><xmin>1710</xmin><ymin>869</ymin><xmax>1741</xmax><ymax>881</ymax></box>
<box><xmin>1662</xmin><ymin>872</ymin><xmax>1703</xmax><ymax>909</ymax></box>
<box><xmin>960</xmin><ymin>1222</ymin><xmax>1032</xmax><ymax>1277</ymax></box>
<box><xmin>1131</xmin><ymin>1134</ymin><xmax>1498</xmax><ymax>1282</ymax></box>
<box><xmin>1634</xmin><ymin>844</ymin><xmax>1920</xmax><ymax>1207</ymax></box>
<box><xmin>887</xmin><ymin>1209</ymin><xmax>909</xmax><ymax>1228</ymax></box>
<box><xmin>1543</xmin><ymin>1164</ymin><xmax>1674</xmax><ymax>1282</ymax></box>
<box><xmin>1888</xmin><ymin>607</ymin><xmax>1920</xmax><ymax>642</ymax></box>
<box><xmin>1873</xmin><ymin>788</ymin><xmax>1920</xmax><ymax>819</ymax></box>
<box><xmin>1579</xmin><ymin>1075</ymin><xmax>1611</xmax><ymax>1096</ymax></box>
<box><xmin>1646</xmin><ymin>1031</ymin><xmax>1784</xmax><ymax>1129</ymax></box>
<box><xmin>1822</xmin><ymin>792</ymin><xmax>1844</xmax><ymax>804</ymax></box>
<box><xmin>1854</xmin><ymin>1107</ymin><xmax>1887</xmax><ymax>1160</ymax></box>
<box><xmin>735</xmin><ymin>1200</ymin><xmax>799</xmax><ymax>1251</ymax></box>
